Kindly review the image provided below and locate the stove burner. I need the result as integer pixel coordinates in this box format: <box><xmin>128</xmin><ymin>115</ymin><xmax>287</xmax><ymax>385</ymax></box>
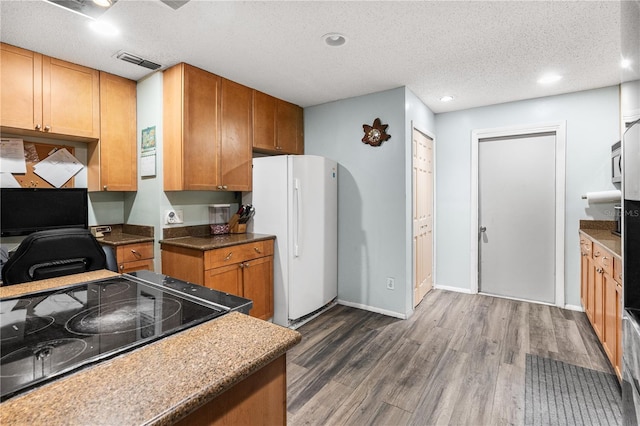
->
<box><xmin>1</xmin><ymin>316</ymin><xmax>55</xmax><ymax>342</ymax></box>
<box><xmin>65</xmin><ymin>297</ymin><xmax>182</xmax><ymax>335</ymax></box>
<box><xmin>0</xmin><ymin>338</ymin><xmax>87</xmax><ymax>378</ymax></box>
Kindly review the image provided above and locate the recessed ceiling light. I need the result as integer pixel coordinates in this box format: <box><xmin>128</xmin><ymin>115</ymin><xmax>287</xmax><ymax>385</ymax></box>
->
<box><xmin>440</xmin><ymin>95</ymin><xmax>454</xmax><ymax>102</ymax></box>
<box><xmin>323</xmin><ymin>33</ymin><xmax>347</xmax><ymax>47</ymax></box>
<box><xmin>89</xmin><ymin>20</ymin><xmax>119</xmax><ymax>37</ymax></box>
<box><xmin>538</xmin><ymin>73</ymin><xmax>563</xmax><ymax>85</ymax></box>
<box><xmin>621</xmin><ymin>58</ymin><xmax>632</xmax><ymax>69</ymax></box>
<box><xmin>92</xmin><ymin>0</ymin><xmax>112</xmax><ymax>7</ymax></box>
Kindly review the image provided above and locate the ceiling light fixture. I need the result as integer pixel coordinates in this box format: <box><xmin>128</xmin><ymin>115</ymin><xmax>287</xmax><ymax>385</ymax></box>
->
<box><xmin>92</xmin><ymin>0</ymin><xmax>112</xmax><ymax>7</ymax></box>
<box><xmin>440</xmin><ymin>95</ymin><xmax>454</xmax><ymax>102</ymax></box>
<box><xmin>323</xmin><ymin>33</ymin><xmax>347</xmax><ymax>47</ymax></box>
<box><xmin>537</xmin><ymin>73</ymin><xmax>563</xmax><ymax>85</ymax></box>
<box><xmin>621</xmin><ymin>58</ymin><xmax>632</xmax><ymax>69</ymax></box>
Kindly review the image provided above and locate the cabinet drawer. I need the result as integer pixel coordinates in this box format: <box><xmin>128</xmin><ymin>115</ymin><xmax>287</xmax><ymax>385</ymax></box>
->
<box><xmin>205</xmin><ymin>240</ymin><xmax>274</xmax><ymax>270</ymax></box>
<box><xmin>119</xmin><ymin>259</ymin><xmax>154</xmax><ymax>274</ymax></box>
<box><xmin>117</xmin><ymin>242</ymin><xmax>154</xmax><ymax>263</ymax></box>
<box><xmin>614</xmin><ymin>256</ymin><xmax>623</xmax><ymax>284</ymax></box>
<box><xmin>592</xmin><ymin>242</ymin><xmax>613</xmax><ymax>276</ymax></box>
<box><xmin>580</xmin><ymin>236</ymin><xmax>592</xmax><ymax>258</ymax></box>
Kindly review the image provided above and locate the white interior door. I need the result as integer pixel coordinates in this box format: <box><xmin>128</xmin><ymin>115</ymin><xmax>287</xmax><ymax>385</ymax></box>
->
<box><xmin>479</xmin><ymin>133</ymin><xmax>556</xmax><ymax>303</ymax></box>
<box><xmin>413</xmin><ymin>128</ymin><xmax>433</xmax><ymax>307</ymax></box>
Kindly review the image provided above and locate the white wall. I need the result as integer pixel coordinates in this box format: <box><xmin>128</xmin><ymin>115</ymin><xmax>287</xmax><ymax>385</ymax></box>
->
<box><xmin>305</xmin><ymin>86</ymin><xmax>434</xmax><ymax>318</ymax></box>
<box><xmin>434</xmin><ymin>86</ymin><xmax>620</xmax><ymax>307</ymax></box>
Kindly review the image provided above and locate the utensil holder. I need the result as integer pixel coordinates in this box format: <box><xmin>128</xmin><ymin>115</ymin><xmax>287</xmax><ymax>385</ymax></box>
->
<box><xmin>229</xmin><ymin>223</ymin><xmax>247</xmax><ymax>234</ymax></box>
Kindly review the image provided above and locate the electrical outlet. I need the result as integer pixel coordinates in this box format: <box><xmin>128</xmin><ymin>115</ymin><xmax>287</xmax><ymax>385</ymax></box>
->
<box><xmin>386</xmin><ymin>277</ymin><xmax>395</xmax><ymax>290</ymax></box>
<box><xmin>164</xmin><ymin>209</ymin><xmax>184</xmax><ymax>225</ymax></box>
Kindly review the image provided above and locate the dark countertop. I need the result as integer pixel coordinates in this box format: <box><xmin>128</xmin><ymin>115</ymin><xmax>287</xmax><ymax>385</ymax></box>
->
<box><xmin>0</xmin><ymin>271</ymin><xmax>301</xmax><ymax>426</ymax></box>
<box><xmin>579</xmin><ymin>220</ymin><xmax>621</xmax><ymax>258</ymax></box>
<box><xmin>159</xmin><ymin>233</ymin><xmax>275</xmax><ymax>251</ymax></box>
<box><xmin>95</xmin><ymin>224</ymin><xmax>155</xmax><ymax>247</ymax></box>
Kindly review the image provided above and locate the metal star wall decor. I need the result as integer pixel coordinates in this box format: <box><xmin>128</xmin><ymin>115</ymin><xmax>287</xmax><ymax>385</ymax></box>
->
<box><xmin>362</xmin><ymin>118</ymin><xmax>391</xmax><ymax>147</ymax></box>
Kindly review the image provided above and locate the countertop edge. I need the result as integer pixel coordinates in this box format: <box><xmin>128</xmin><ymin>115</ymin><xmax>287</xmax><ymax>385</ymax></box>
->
<box><xmin>579</xmin><ymin>228</ymin><xmax>622</xmax><ymax>258</ymax></box>
<box><xmin>159</xmin><ymin>233</ymin><xmax>275</xmax><ymax>251</ymax></box>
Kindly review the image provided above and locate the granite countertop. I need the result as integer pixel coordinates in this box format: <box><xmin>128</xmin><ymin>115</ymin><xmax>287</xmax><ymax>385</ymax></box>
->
<box><xmin>95</xmin><ymin>224</ymin><xmax>155</xmax><ymax>247</ymax></box>
<box><xmin>579</xmin><ymin>220</ymin><xmax>621</xmax><ymax>258</ymax></box>
<box><xmin>0</xmin><ymin>272</ymin><xmax>301</xmax><ymax>426</ymax></box>
<box><xmin>159</xmin><ymin>233</ymin><xmax>275</xmax><ymax>251</ymax></box>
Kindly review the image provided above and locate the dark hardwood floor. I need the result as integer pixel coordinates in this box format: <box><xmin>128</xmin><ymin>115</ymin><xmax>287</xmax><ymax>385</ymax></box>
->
<box><xmin>286</xmin><ymin>289</ymin><xmax>614</xmax><ymax>426</ymax></box>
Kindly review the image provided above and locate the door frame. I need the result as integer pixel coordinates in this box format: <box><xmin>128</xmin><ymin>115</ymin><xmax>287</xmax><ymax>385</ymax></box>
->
<box><xmin>411</xmin><ymin>122</ymin><xmax>436</xmax><ymax>309</ymax></box>
<box><xmin>470</xmin><ymin>121</ymin><xmax>566</xmax><ymax>307</ymax></box>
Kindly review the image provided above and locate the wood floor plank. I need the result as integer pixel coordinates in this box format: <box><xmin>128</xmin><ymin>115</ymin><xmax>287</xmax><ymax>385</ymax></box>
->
<box><xmin>286</xmin><ymin>289</ymin><xmax>614</xmax><ymax>426</ymax></box>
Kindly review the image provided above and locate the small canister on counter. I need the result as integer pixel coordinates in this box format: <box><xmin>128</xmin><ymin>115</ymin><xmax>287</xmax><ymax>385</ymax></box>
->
<box><xmin>209</xmin><ymin>204</ymin><xmax>231</xmax><ymax>235</ymax></box>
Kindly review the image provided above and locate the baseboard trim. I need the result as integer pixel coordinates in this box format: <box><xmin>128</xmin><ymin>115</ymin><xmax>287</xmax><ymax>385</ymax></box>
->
<box><xmin>336</xmin><ymin>299</ymin><xmax>407</xmax><ymax>319</ymax></box>
<box><xmin>564</xmin><ymin>304</ymin><xmax>584</xmax><ymax>312</ymax></box>
<box><xmin>433</xmin><ymin>284</ymin><xmax>474</xmax><ymax>294</ymax></box>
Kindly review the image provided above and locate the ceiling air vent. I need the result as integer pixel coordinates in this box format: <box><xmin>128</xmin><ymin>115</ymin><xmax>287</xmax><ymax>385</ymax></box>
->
<box><xmin>116</xmin><ymin>51</ymin><xmax>162</xmax><ymax>70</ymax></box>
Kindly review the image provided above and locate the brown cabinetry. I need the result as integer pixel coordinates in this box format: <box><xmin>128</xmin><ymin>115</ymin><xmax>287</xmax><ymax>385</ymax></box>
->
<box><xmin>161</xmin><ymin>239</ymin><xmax>274</xmax><ymax>320</ymax></box>
<box><xmin>116</xmin><ymin>242</ymin><xmax>154</xmax><ymax>273</ymax></box>
<box><xmin>579</xmin><ymin>231</ymin><xmax>622</xmax><ymax>379</ymax></box>
<box><xmin>252</xmin><ymin>90</ymin><xmax>304</xmax><ymax>155</ymax></box>
<box><xmin>88</xmin><ymin>72</ymin><xmax>137</xmax><ymax>192</ymax></box>
<box><xmin>163</xmin><ymin>64</ymin><xmax>253</xmax><ymax>191</ymax></box>
<box><xmin>1</xmin><ymin>43</ymin><xmax>100</xmax><ymax>139</ymax></box>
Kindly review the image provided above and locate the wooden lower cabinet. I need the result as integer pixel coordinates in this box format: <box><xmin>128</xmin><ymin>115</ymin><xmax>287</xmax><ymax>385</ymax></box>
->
<box><xmin>116</xmin><ymin>242</ymin><xmax>154</xmax><ymax>273</ymax></box>
<box><xmin>175</xmin><ymin>355</ymin><xmax>286</xmax><ymax>426</ymax></box>
<box><xmin>162</xmin><ymin>239</ymin><xmax>274</xmax><ymax>320</ymax></box>
<box><xmin>579</xmin><ymin>231</ymin><xmax>622</xmax><ymax>379</ymax></box>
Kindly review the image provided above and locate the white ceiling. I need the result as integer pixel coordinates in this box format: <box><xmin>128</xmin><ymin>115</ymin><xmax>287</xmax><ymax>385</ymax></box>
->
<box><xmin>0</xmin><ymin>0</ymin><xmax>629</xmax><ymax>113</ymax></box>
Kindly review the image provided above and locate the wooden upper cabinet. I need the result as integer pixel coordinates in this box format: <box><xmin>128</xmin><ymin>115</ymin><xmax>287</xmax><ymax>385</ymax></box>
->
<box><xmin>220</xmin><ymin>78</ymin><xmax>252</xmax><ymax>191</ymax></box>
<box><xmin>95</xmin><ymin>72</ymin><xmax>137</xmax><ymax>191</ymax></box>
<box><xmin>276</xmin><ymin>99</ymin><xmax>303</xmax><ymax>154</ymax></box>
<box><xmin>44</xmin><ymin>57</ymin><xmax>100</xmax><ymax>139</ymax></box>
<box><xmin>0</xmin><ymin>43</ymin><xmax>42</xmax><ymax>130</ymax></box>
<box><xmin>252</xmin><ymin>89</ymin><xmax>303</xmax><ymax>155</ymax></box>
<box><xmin>164</xmin><ymin>63</ymin><xmax>220</xmax><ymax>191</ymax></box>
<box><xmin>0</xmin><ymin>43</ymin><xmax>100</xmax><ymax>139</ymax></box>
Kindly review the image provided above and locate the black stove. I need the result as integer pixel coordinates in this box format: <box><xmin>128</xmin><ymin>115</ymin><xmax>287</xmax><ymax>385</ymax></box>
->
<box><xmin>0</xmin><ymin>273</ymin><xmax>239</xmax><ymax>401</ymax></box>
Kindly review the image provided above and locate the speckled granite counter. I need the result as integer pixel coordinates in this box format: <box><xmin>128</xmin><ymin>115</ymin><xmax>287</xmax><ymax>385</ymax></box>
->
<box><xmin>96</xmin><ymin>224</ymin><xmax>155</xmax><ymax>247</ymax></box>
<box><xmin>0</xmin><ymin>272</ymin><xmax>301</xmax><ymax>426</ymax></box>
<box><xmin>579</xmin><ymin>220</ymin><xmax>621</xmax><ymax>258</ymax></box>
<box><xmin>159</xmin><ymin>233</ymin><xmax>275</xmax><ymax>251</ymax></box>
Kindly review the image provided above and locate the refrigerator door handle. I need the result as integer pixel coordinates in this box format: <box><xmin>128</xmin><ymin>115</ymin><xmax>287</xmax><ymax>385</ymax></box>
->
<box><xmin>294</xmin><ymin>178</ymin><xmax>300</xmax><ymax>257</ymax></box>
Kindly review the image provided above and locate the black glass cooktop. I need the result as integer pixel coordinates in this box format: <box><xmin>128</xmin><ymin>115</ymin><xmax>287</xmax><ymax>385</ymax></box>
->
<box><xmin>0</xmin><ymin>275</ymin><xmax>229</xmax><ymax>401</ymax></box>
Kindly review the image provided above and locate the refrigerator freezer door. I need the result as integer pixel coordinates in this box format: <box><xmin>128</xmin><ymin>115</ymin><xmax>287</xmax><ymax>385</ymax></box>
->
<box><xmin>288</xmin><ymin>156</ymin><xmax>338</xmax><ymax>321</ymax></box>
<box><xmin>624</xmin><ymin>120</ymin><xmax>640</xmax><ymax>201</ymax></box>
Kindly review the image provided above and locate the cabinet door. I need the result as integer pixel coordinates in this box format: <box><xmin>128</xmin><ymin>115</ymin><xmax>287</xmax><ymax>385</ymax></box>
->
<box><xmin>586</xmin><ymin>257</ymin><xmax>596</xmax><ymax>323</ymax></box>
<box><xmin>276</xmin><ymin>99</ymin><xmax>303</xmax><ymax>154</ymax></box>
<box><xmin>603</xmin><ymin>272</ymin><xmax>617</xmax><ymax>364</ymax></box>
<box><xmin>98</xmin><ymin>72</ymin><xmax>137</xmax><ymax>191</ymax></box>
<box><xmin>183</xmin><ymin>64</ymin><xmax>220</xmax><ymax>190</ymax></box>
<box><xmin>219</xmin><ymin>78</ymin><xmax>252</xmax><ymax>191</ymax></box>
<box><xmin>616</xmin><ymin>282</ymin><xmax>622</xmax><ymax>378</ymax></box>
<box><xmin>242</xmin><ymin>256</ymin><xmax>274</xmax><ymax>320</ymax></box>
<box><xmin>252</xmin><ymin>90</ymin><xmax>277</xmax><ymax>151</ymax></box>
<box><xmin>205</xmin><ymin>263</ymin><xmax>242</xmax><ymax>296</ymax></box>
<box><xmin>43</xmin><ymin>57</ymin><xmax>100</xmax><ymax>138</ymax></box>
<box><xmin>594</xmin><ymin>267</ymin><xmax>604</xmax><ymax>339</ymax></box>
<box><xmin>0</xmin><ymin>43</ymin><xmax>42</xmax><ymax>130</ymax></box>
<box><xmin>580</xmin><ymin>252</ymin><xmax>589</xmax><ymax>311</ymax></box>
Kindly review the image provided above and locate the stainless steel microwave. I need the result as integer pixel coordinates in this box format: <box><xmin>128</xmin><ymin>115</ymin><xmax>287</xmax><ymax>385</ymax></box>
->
<box><xmin>612</xmin><ymin>140</ymin><xmax>622</xmax><ymax>183</ymax></box>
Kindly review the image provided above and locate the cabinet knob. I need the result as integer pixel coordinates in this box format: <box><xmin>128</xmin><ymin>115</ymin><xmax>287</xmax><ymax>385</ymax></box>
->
<box><xmin>244</xmin><ymin>262</ymin><xmax>250</xmax><ymax>268</ymax></box>
<box><xmin>103</xmin><ymin>185</ymin><xmax>108</xmax><ymax>191</ymax></box>
<box><xmin>131</xmin><ymin>249</ymin><xmax>141</xmax><ymax>258</ymax></box>
<box><xmin>254</xmin><ymin>247</ymin><xmax>262</xmax><ymax>254</ymax></box>
<box><xmin>222</xmin><ymin>185</ymin><xmax>228</xmax><ymax>190</ymax></box>
<box><xmin>239</xmin><ymin>263</ymin><xmax>244</xmax><ymax>269</ymax></box>
<box><xmin>276</xmin><ymin>146</ymin><xmax>282</xmax><ymax>150</ymax></box>
<box><xmin>35</xmin><ymin>124</ymin><xmax>42</xmax><ymax>130</ymax></box>
<box><xmin>594</xmin><ymin>251</ymin><xmax>600</xmax><ymax>257</ymax></box>
<box><xmin>119</xmin><ymin>264</ymin><xmax>124</xmax><ymax>271</ymax></box>
<box><xmin>44</xmin><ymin>125</ymin><xmax>51</xmax><ymax>132</ymax></box>
<box><xmin>217</xmin><ymin>186</ymin><xmax>223</xmax><ymax>190</ymax></box>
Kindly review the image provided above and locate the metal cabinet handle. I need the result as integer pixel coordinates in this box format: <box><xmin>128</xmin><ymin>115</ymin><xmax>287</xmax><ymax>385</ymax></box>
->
<box><xmin>222</xmin><ymin>185</ymin><xmax>228</xmax><ymax>190</ymax></box>
<box><xmin>239</xmin><ymin>263</ymin><xmax>244</xmax><ymax>269</ymax></box>
<box><xmin>35</xmin><ymin>124</ymin><xmax>42</xmax><ymax>130</ymax></box>
<box><xmin>103</xmin><ymin>185</ymin><xmax>108</xmax><ymax>190</ymax></box>
<box><xmin>217</xmin><ymin>186</ymin><xmax>223</xmax><ymax>190</ymax></box>
<box><xmin>131</xmin><ymin>249</ymin><xmax>141</xmax><ymax>258</ymax></box>
<box><xmin>224</xmin><ymin>252</ymin><xmax>233</xmax><ymax>261</ymax></box>
<box><xmin>244</xmin><ymin>262</ymin><xmax>250</xmax><ymax>268</ymax></box>
<box><xmin>44</xmin><ymin>125</ymin><xmax>51</xmax><ymax>132</ymax></box>
<box><xmin>254</xmin><ymin>247</ymin><xmax>262</xmax><ymax>254</ymax></box>
<box><xmin>594</xmin><ymin>251</ymin><xmax>600</xmax><ymax>257</ymax></box>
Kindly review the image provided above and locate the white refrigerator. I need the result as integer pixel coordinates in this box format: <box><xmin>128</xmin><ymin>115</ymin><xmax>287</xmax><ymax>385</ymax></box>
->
<box><xmin>251</xmin><ymin>155</ymin><xmax>338</xmax><ymax>327</ymax></box>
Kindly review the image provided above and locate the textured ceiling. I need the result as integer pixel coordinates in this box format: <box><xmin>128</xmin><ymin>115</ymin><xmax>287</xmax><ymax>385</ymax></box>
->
<box><xmin>0</xmin><ymin>0</ymin><xmax>631</xmax><ymax>113</ymax></box>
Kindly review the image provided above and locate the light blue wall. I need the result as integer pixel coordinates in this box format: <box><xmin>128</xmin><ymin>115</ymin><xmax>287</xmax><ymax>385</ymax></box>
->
<box><xmin>305</xmin><ymin>86</ymin><xmax>434</xmax><ymax>318</ymax></box>
<box><xmin>434</xmin><ymin>86</ymin><xmax>620</xmax><ymax>307</ymax></box>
